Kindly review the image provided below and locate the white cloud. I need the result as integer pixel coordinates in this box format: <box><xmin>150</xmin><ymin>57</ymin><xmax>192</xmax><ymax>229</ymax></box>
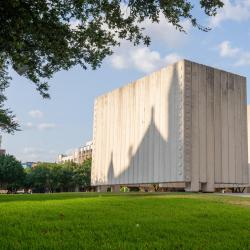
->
<box><xmin>110</xmin><ymin>6</ymin><xmax>190</xmax><ymax>48</ymax></box>
<box><xmin>218</xmin><ymin>40</ymin><xmax>250</xmax><ymax>66</ymax></box>
<box><xmin>130</xmin><ymin>47</ymin><xmax>162</xmax><ymax>72</ymax></box>
<box><xmin>218</xmin><ymin>41</ymin><xmax>240</xmax><ymax>57</ymax></box>
<box><xmin>235</xmin><ymin>52</ymin><xmax>250</xmax><ymax>66</ymax></box>
<box><xmin>13</xmin><ymin>117</ymin><xmax>20</xmax><ymax>123</ymax></box>
<box><xmin>22</xmin><ymin>147</ymin><xmax>43</xmax><ymax>162</ymax></box>
<box><xmin>143</xmin><ymin>14</ymin><xmax>191</xmax><ymax>48</ymax></box>
<box><xmin>49</xmin><ymin>149</ymin><xmax>57</xmax><ymax>154</ymax></box>
<box><xmin>65</xmin><ymin>148</ymin><xmax>75</xmax><ymax>155</ymax></box>
<box><xmin>110</xmin><ymin>55</ymin><xmax>128</xmax><ymax>69</ymax></box>
<box><xmin>164</xmin><ymin>53</ymin><xmax>182</xmax><ymax>65</ymax></box>
<box><xmin>109</xmin><ymin>10</ymin><xmax>186</xmax><ymax>73</ymax></box>
<box><xmin>23</xmin><ymin>147</ymin><xmax>44</xmax><ymax>154</ymax></box>
<box><xmin>29</xmin><ymin>110</ymin><xmax>43</xmax><ymax>119</ymax></box>
<box><xmin>110</xmin><ymin>43</ymin><xmax>181</xmax><ymax>73</ymax></box>
<box><xmin>23</xmin><ymin>122</ymin><xmax>34</xmax><ymax>130</ymax></box>
<box><xmin>37</xmin><ymin>123</ymin><xmax>56</xmax><ymax>130</ymax></box>
<box><xmin>22</xmin><ymin>121</ymin><xmax>56</xmax><ymax>131</ymax></box>
<box><xmin>209</xmin><ymin>0</ymin><xmax>250</xmax><ymax>27</ymax></box>
<box><xmin>21</xmin><ymin>147</ymin><xmax>56</xmax><ymax>162</ymax></box>
<box><xmin>70</xmin><ymin>20</ymin><xmax>80</xmax><ymax>29</ymax></box>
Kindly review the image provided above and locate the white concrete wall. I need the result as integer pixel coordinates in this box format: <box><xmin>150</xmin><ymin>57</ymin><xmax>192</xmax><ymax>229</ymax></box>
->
<box><xmin>185</xmin><ymin>61</ymin><xmax>248</xmax><ymax>191</ymax></box>
<box><xmin>92</xmin><ymin>61</ymin><xmax>185</xmax><ymax>185</ymax></box>
<box><xmin>247</xmin><ymin>106</ymin><xmax>250</xmax><ymax>186</ymax></box>
<box><xmin>92</xmin><ymin>59</ymin><xmax>249</xmax><ymax>191</ymax></box>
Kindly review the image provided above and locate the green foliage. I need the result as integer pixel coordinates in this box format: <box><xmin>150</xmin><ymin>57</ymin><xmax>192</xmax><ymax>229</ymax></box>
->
<box><xmin>0</xmin><ymin>154</ymin><xmax>25</xmax><ymax>191</ymax></box>
<box><xmin>0</xmin><ymin>193</ymin><xmax>249</xmax><ymax>249</ymax></box>
<box><xmin>120</xmin><ymin>186</ymin><xmax>129</xmax><ymax>192</ymax></box>
<box><xmin>25</xmin><ymin>159</ymin><xmax>92</xmax><ymax>193</ymax></box>
<box><xmin>73</xmin><ymin>159</ymin><xmax>91</xmax><ymax>190</ymax></box>
<box><xmin>27</xmin><ymin>163</ymin><xmax>55</xmax><ymax>193</ymax></box>
<box><xmin>0</xmin><ymin>58</ymin><xmax>19</xmax><ymax>133</ymax></box>
<box><xmin>0</xmin><ymin>0</ymin><xmax>224</xmax><ymax>133</ymax></box>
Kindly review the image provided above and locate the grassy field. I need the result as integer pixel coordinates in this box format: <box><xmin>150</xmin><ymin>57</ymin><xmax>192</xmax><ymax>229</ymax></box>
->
<box><xmin>0</xmin><ymin>193</ymin><xmax>250</xmax><ymax>250</ymax></box>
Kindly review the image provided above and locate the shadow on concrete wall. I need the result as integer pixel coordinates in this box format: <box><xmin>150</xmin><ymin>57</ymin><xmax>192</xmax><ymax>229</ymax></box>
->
<box><xmin>105</xmin><ymin>63</ymin><xmax>182</xmax><ymax>186</ymax></box>
<box><xmin>107</xmin><ymin>107</ymin><xmax>167</xmax><ymax>185</ymax></box>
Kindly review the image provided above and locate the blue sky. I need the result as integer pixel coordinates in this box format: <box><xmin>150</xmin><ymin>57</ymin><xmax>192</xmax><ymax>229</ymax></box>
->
<box><xmin>3</xmin><ymin>0</ymin><xmax>250</xmax><ymax>162</ymax></box>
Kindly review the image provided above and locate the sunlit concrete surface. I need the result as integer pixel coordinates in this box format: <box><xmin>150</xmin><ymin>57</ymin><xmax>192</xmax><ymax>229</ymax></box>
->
<box><xmin>91</xmin><ymin>60</ymin><xmax>249</xmax><ymax>192</ymax></box>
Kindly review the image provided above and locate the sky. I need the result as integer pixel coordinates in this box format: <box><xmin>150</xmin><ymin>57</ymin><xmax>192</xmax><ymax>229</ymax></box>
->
<box><xmin>3</xmin><ymin>0</ymin><xmax>250</xmax><ymax>163</ymax></box>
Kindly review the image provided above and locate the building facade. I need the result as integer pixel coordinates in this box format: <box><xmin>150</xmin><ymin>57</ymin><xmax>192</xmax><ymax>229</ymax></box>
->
<box><xmin>0</xmin><ymin>149</ymin><xmax>6</xmax><ymax>156</ymax></box>
<box><xmin>22</xmin><ymin>162</ymin><xmax>36</xmax><ymax>168</ymax></box>
<box><xmin>0</xmin><ymin>135</ymin><xmax>5</xmax><ymax>156</ymax></box>
<box><xmin>91</xmin><ymin>60</ymin><xmax>249</xmax><ymax>192</ymax></box>
<box><xmin>57</xmin><ymin>141</ymin><xmax>92</xmax><ymax>164</ymax></box>
<box><xmin>247</xmin><ymin>106</ymin><xmax>250</xmax><ymax>193</ymax></box>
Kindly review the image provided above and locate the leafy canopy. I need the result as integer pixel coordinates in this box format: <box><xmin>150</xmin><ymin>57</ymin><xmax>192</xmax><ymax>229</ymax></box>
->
<box><xmin>0</xmin><ymin>154</ymin><xmax>25</xmax><ymax>191</ymax></box>
<box><xmin>0</xmin><ymin>0</ymin><xmax>223</xmax><ymax>133</ymax></box>
<box><xmin>25</xmin><ymin>160</ymin><xmax>92</xmax><ymax>193</ymax></box>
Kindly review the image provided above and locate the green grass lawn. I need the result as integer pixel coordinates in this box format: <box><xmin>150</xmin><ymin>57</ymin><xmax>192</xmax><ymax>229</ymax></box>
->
<box><xmin>0</xmin><ymin>193</ymin><xmax>249</xmax><ymax>250</ymax></box>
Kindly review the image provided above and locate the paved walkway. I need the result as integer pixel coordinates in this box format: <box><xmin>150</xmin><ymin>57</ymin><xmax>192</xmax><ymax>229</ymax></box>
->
<box><xmin>217</xmin><ymin>193</ymin><xmax>250</xmax><ymax>198</ymax></box>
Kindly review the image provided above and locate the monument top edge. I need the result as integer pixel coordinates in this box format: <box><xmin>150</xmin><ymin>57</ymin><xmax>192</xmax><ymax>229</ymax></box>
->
<box><xmin>94</xmin><ymin>58</ymin><xmax>246</xmax><ymax>101</ymax></box>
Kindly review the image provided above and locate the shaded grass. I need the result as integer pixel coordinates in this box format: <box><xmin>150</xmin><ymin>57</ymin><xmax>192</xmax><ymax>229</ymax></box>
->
<box><xmin>0</xmin><ymin>193</ymin><xmax>249</xmax><ymax>249</ymax></box>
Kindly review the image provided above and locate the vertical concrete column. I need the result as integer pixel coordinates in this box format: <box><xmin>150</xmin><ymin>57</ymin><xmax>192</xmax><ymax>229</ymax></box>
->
<box><xmin>96</xmin><ymin>186</ymin><xmax>107</xmax><ymax>192</ymax></box>
<box><xmin>190</xmin><ymin>62</ymin><xmax>200</xmax><ymax>192</ymax></box>
<box><xmin>201</xmin><ymin>183</ymin><xmax>214</xmax><ymax>193</ymax></box>
<box><xmin>111</xmin><ymin>185</ymin><xmax>120</xmax><ymax>192</ymax></box>
<box><xmin>184</xmin><ymin>182</ymin><xmax>192</xmax><ymax>192</ymax></box>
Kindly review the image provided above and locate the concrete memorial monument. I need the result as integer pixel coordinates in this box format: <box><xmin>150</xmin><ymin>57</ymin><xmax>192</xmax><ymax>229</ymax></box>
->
<box><xmin>91</xmin><ymin>60</ymin><xmax>249</xmax><ymax>192</ymax></box>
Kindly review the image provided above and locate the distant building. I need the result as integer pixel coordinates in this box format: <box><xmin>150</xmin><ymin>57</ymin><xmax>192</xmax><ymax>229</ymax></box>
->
<box><xmin>22</xmin><ymin>162</ymin><xmax>36</xmax><ymax>168</ymax></box>
<box><xmin>0</xmin><ymin>136</ymin><xmax>6</xmax><ymax>156</ymax></box>
<box><xmin>57</xmin><ymin>154</ymin><xmax>74</xmax><ymax>163</ymax></box>
<box><xmin>57</xmin><ymin>141</ymin><xmax>92</xmax><ymax>164</ymax></box>
<box><xmin>0</xmin><ymin>149</ymin><xmax>6</xmax><ymax>156</ymax></box>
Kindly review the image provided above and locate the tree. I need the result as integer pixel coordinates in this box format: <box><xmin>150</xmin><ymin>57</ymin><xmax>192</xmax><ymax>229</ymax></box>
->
<box><xmin>0</xmin><ymin>0</ymin><xmax>224</xmax><ymax>133</ymax></box>
<box><xmin>26</xmin><ymin>162</ymin><xmax>62</xmax><ymax>192</ymax></box>
<box><xmin>73</xmin><ymin>159</ymin><xmax>91</xmax><ymax>191</ymax></box>
<box><xmin>26</xmin><ymin>163</ymin><xmax>51</xmax><ymax>193</ymax></box>
<box><xmin>59</xmin><ymin>163</ymin><xmax>75</xmax><ymax>192</ymax></box>
<box><xmin>23</xmin><ymin>166</ymin><xmax>33</xmax><ymax>190</ymax></box>
<box><xmin>49</xmin><ymin>164</ymin><xmax>63</xmax><ymax>192</ymax></box>
<box><xmin>0</xmin><ymin>154</ymin><xmax>25</xmax><ymax>192</ymax></box>
<box><xmin>0</xmin><ymin>59</ymin><xmax>19</xmax><ymax>133</ymax></box>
